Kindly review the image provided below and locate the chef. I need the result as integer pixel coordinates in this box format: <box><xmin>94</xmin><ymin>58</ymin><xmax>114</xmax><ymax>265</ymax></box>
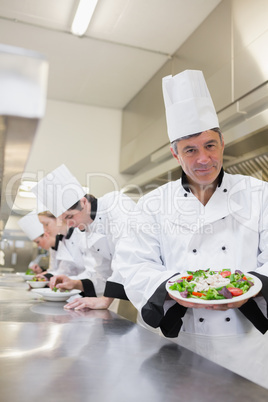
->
<box><xmin>18</xmin><ymin>211</ymin><xmax>84</xmax><ymax>277</ymax></box>
<box><xmin>37</xmin><ymin>210</ymin><xmax>86</xmax><ymax>278</ymax></box>
<box><xmin>32</xmin><ymin>164</ymin><xmax>136</xmax><ymax>309</ymax></box>
<box><xmin>113</xmin><ymin>69</ymin><xmax>268</xmax><ymax>338</ymax></box>
<box><xmin>18</xmin><ymin>211</ymin><xmax>48</xmax><ymax>274</ymax></box>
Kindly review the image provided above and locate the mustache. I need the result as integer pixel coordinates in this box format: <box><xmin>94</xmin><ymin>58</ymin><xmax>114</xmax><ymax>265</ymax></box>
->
<box><xmin>194</xmin><ymin>164</ymin><xmax>216</xmax><ymax>170</ymax></box>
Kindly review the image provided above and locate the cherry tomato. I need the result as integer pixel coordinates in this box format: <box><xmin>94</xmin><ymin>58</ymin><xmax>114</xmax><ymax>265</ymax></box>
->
<box><xmin>220</xmin><ymin>270</ymin><xmax>231</xmax><ymax>278</ymax></box>
<box><xmin>180</xmin><ymin>275</ymin><xmax>193</xmax><ymax>281</ymax></box>
<box><xmin>227</xmin><ymin>287</ymin><xmax>243</xmax><ymax>297</ymax></box>
<box><xmin>192</xmin><ymin>291</ymin><xmax>206</xmax><ymax>297</ymax></box>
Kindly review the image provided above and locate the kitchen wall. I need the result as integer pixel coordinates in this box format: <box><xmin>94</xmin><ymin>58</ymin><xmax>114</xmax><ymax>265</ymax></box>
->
<box><xmin>26</xmin><ymin>99</ymin><xmax>126</xmax><ymax>197</ymax></box>
<box><xmin>3</xmin><ymin>99</ymin><xmax>126</xmax><ymax>270</ymax></box>
<box><xmin>11</xmin><ymin>98</ymin><xmax>127</xmax><ymax>215</ymax></box>
<box><xmin>120</xmin><ymin>0</ymin><xmax>268</xmax><ymax>184</ymax></box>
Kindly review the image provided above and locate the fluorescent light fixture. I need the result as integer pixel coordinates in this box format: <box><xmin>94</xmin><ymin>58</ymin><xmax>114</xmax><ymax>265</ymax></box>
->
<box><xmin>71</xmin><ymin>0</ymin><xmax>98</xmax><ymax>36</ymax></box>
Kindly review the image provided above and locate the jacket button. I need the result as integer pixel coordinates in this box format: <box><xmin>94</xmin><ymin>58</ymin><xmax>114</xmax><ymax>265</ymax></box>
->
<box><xmin>223</xmin><ymin>189</ymin><xmax>227</xmax><ymax>192</ymax></box>
<box><xmin>222</xmin><ymin>246</ymin><xmax>226</xmax><ymax>251</ymax></box>
<box><xmin>184</xmin><ymin>193</ymin><xmax>188</xmax><ymax>197</ymax></box>
<box><xmin>193</xmin><ymin>249</ymin><xmax>197</xmax><ymax>253</ymax></box>
<box><xmin>199</xmin><ymin>318</ymin><xmax>204</xmax><ymax>322</ymax></box>
<box><xmin>97</xmin><ymin>249</ymin><xmax>100</xmax><ymax>252</ymax></box>
<box><xmin>225</xmin><ymin>317</ymin><xmax>231</xmax><ymax>322</ymax></box>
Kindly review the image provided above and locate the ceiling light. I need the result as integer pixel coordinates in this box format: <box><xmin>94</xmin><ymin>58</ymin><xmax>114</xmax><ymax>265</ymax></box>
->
<box><xmin>71</xmin><ymin>0</ymin><xmax>98</xmax><ymax>37</ymax></box>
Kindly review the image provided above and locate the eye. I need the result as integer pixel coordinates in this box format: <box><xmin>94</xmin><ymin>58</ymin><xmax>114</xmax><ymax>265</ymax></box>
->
<box><xmin>185</xmin><ymin>148</ymin><xmax>195</xmax><ymax>154</ymax></box>
<box><xmin>206</xmin><ymin>143</ymin><xmax>216</xmax><ymax>149</ymax></box>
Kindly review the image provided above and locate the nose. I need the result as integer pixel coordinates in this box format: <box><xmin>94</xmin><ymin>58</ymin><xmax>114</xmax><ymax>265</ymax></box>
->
<box><xmin>196</xmin><ymin>148</ymin><xmax>210</xmax><ymax>164</ymax></box>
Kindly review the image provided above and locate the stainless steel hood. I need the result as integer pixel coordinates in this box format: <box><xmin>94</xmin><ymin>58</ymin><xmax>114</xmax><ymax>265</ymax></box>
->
<box><xmin>0</xmin><ymin>44</ymin><xmax>48</xmax><ymax>235</ymax></box>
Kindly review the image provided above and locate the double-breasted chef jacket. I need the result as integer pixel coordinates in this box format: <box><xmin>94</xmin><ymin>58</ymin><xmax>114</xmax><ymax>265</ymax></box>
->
<box><xmin>45</xmin><ymin>228</ymin><xmax>86</xmax><ymax>278</ymax></box>
<box><xmin>71</xmin><ymin>191</ymin><xmax>136</xmax><ymax>297</ymax></box>
<box><xmin>113</xmin><ymin>170</ymin><xmax>268</xmax><ymax>337</ymax></box>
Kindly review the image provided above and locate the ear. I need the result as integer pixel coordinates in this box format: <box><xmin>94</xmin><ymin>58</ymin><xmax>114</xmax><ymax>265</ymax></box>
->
<box><xmin>80</xmin><ymin>197</ymin><xmax>87</xmax><ymax>208</ymax></box>
<box><xmin>170</xmin><ymin>145</ymin><xmax>181</xmax><ymax>165</ymax></box>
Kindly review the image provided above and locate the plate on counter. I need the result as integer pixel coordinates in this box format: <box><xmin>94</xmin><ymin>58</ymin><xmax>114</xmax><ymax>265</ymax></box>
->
<box><xmin>16</xmin><ymin>272</ymin><xmax>35</xmax><ymax>281</ymax></box>
<box><xmin>166</xmin><ymin>272</ymin><xmax>262</xmax><ymax>305</ymax></box>
<box><xmin>26</xmin><ymin>280</ymin><xmax>49</xmax><ymax>288</ymax></box>
<box><xmin>31</xmin><ymin>288</ymin><xmax>81</xmax><ymax>302</ymax></box>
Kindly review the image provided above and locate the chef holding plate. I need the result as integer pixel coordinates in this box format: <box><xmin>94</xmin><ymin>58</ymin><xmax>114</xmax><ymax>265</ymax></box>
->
<box><xmin>113</xmin><ymin>69</ymin><xmax>268</xmax><ymax>339</ymax></box>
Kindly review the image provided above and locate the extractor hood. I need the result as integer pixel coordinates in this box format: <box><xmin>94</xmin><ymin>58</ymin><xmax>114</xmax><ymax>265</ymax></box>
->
<box><xmin>0</xmin><ymin>44</ymin><xmax>48</xmax><ymax>235</ymax></box>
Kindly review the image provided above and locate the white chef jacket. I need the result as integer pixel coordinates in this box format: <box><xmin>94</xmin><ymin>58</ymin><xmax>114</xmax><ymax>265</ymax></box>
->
<box><xmin>47</xmin><ymin>230</ymin><xmax>86</xmax><ymax>277</ymax></box>
<box><xmin>113</xmin><ymin>172</ymin><xmax>268</xmax><ymax>337</ymax></box>
<box><xmin>74</xmin><ymin>191</ymin><xmax>136</xmax><ymax>297</ymax></box>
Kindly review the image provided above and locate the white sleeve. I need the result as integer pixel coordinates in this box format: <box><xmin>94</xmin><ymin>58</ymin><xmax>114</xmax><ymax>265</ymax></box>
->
<box><xmin>112</xmin><ymin>201</ymin><xmax>174</xmax><ymax>314</ymax></box>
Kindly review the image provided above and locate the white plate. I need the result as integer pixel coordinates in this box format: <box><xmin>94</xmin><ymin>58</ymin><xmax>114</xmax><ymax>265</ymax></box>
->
<box><xmin>31</xmin><ymin>288</ymin><xmax>81</xmax><ymax>302</ymax></box>
<box><xmin>166</xmin><ymin>272</ymin><xmax>262</xmax><ymax>305</ymax></box>
<box><xmin>16</xmin><ymin>272</ymin><xmax>35</xmax><ymax>281</ymax></box>
<box><xmin>26</xmin><ymin>280</ymin><xmax>49</xmax><ymax>288</ymax></box>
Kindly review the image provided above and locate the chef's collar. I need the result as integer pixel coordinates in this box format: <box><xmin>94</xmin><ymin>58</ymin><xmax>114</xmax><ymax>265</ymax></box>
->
<box><xmin>52</xmin><ymin>234</ymin><xmax>64</xmax><ymax>250</ymax></box>
<box><xmin>182</xmin><ymin>167</ymin><xmax>224</xmax><ymax>193</ymax></box>
<box><xmin>65</xmin><ymin>227</ymin><xmax>74</xmax><ymax>240</ymax></box>
<box><xmin>90</xmin><ymin>198</ymin><xmax>98</xmax><ymax>221</ymax></box>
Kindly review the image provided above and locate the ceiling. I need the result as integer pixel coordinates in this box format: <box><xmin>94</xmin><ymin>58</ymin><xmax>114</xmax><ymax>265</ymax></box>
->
<box><xmin>0</xmin><ymin>0</ymin><xmax>222</xmax><ymax>109</ymax></box>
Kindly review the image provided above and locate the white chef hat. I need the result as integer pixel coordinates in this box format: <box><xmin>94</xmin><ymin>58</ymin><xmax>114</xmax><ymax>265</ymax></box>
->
<box><xmin>32</xmin><ymin>164</ymin><xmax>86</xmax><ymax>218</ymax></box>
<box><xmin>162</xmin><ymin>69</ymin><xmax>219</xmax><ymax>142</ymax></box>
<box><xmin>18</xmin><ymin>211</ymin><xmax>44</xmax><ymax>241</ymax></box>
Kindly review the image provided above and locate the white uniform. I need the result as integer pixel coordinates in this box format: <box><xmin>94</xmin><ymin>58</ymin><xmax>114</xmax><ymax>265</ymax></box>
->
<box><xmin>74</xmin><ymin>191</ymin><xmax>136</xmax><ymax>296</ymax></box>
<box><xmin>47</xmin><ymin>230</ymin><xmax>86</xmax><ymax>277</ymax></box>
<box><xmin>114</xmin><ymin>172</ymin><xmax>268</xmax><ymax>336</ymax></box>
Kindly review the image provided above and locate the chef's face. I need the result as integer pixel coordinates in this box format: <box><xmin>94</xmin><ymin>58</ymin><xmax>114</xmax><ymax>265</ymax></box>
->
<box><xmin>38</xmin><ymin>215</ymin><xmax>63</xmax><ymax>237</ymax></box>
<box><xmin>34</xmin><ymin>233</ymin><xmax>54</xmax><ymax>250</ymax></box>
<box><xmin>171</xmin><ymin>130</ymin><xmax>224</xmax><ymax>188</ymax></box>
<box><xmin>61</xmin><ymin>197</ymin><xmax>91</xmax><ymax>231</ymax></box>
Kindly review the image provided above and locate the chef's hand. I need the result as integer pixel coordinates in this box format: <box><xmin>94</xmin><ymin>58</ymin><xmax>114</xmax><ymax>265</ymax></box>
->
<box><xmin>30</xmin><ymin>264</ymin><xmax>43</xmax><ymax>274</ymax></box>
<box><xmin>208</xmin><ymin>298</ymin><xmax>250</xmax><ymax>311</ymax></box>
<box><xmin>64</xmin><ymin>296</ymin><xmax>114</xmax><ymax>310</ymax></box>
<box><xmin>36</xmin><ymin>271</ymin><xmax>48</xmax><ymax>278</ymax></box>
<box><xmin>169</xmin><ymin>293</ymin><xmax>250</xmax><ymax>311</ymax></box>
<box><xmin>49</xmin><ymin>274</ymin><xmax>83</xmax><ymax>292</ymax></box>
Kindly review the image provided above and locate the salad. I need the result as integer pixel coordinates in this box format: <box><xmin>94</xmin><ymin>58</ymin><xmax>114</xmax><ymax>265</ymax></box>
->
<box><xmin>28</xmin><ymin>277</ymin><xmax>47</xmax><ymax>282</ymax></box>
<box><xmin>52</xmin><ymin>287</ymin><xmax>69</xmax><ymax>293</ymax></box>
<box><xmin>168</xmin><ymin>269</ymin><xmax>254</xmax><ymax>301</ymax></box>
<box><xmin>25</xmin><ymin>268</ymin><xmax>35</xmax><ymax>275</ymax></box>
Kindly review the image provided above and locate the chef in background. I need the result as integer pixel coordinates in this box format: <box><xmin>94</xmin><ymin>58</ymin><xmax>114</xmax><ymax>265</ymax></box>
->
<box><xmin>37</xmin><ymin>210</ymin><xmax>86</xmax><ymax>278</ymax></box>
<box><xmin>112</xmin><ymin>69</ymin><xmax>268</xmax><ymax>341</ymax></box>
<box><xmin>18</xmin><ymin>211</ymin><xmax>50</xmax><ymax>274</ymax></box>
<box><xmin>32</xmin><ymin>164</ymin><xmax>136</xmax><ymax>310</ymax></box>
<box><xmin>18</xmin><ymin>211</ymin><xmax>83</xmax><ymax>277</ymax></box>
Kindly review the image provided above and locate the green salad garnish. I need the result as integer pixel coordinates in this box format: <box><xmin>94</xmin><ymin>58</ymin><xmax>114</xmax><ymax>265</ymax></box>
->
<box><xmin>25</xmin><ymin>268</ymin><xmax>35</xmax><ymax>275</ymax></box>
<box><xmin>168</xmin><ymin>269</ymin><xmax>254</xmax><ymax>300</ymax></box>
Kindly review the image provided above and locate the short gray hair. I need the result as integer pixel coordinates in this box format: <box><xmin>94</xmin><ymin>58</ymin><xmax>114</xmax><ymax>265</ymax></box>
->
<box><xmin>171</xmin><ymin>128</ymin><xmax>223</xmax><ymax>155</ymax></box>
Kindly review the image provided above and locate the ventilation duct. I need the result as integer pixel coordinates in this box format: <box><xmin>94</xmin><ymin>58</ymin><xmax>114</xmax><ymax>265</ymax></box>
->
<box><xmin>0</xmin><ymin>44</ymin><xmax>48</xmax><ymax>235</ymax></box>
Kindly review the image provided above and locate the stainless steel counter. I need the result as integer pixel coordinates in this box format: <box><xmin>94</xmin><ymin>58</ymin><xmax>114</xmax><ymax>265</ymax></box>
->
<box><xmin>1</xmin><ymin>274</ymin><xmax>268</xmax><ymax>402</ymax></box>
